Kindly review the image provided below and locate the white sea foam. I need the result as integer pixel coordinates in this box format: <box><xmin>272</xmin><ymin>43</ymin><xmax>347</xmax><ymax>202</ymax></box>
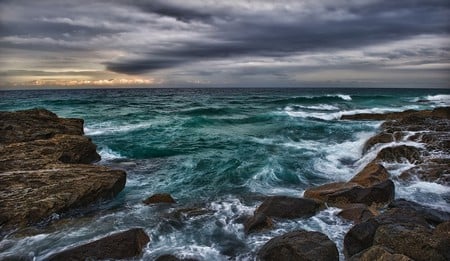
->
<box><xmin>84</xmin><ymin>122</ymin><xmax>152</xmax><ymax>136</ymax></box>
<box><xmin>395</xmin><ymin>180</ymin><xmax>450</xmax><ymax>212</ymax></box>
<box><xmin>98</xmin><ymin>146</ymin><xmax>123</xmax><ymax>161</ymax></box>
<box><xmin>292</xmin><ymin>104</ymin><xmax>340</xmax><ymax>111</ymax></box>
<box><xmin>284</xmin><ymin>105</ymin><xmax>420</xmax><ymax>121</ymax></box>
<box><xmin>425</xmin><ymin>94</ymin><xmax>450</xmax><ymax>105</ymax></box>
<box><xmin>330</xmin><ymin>94</ymin><xmax>352</xmax><ymax>101</ymax></box>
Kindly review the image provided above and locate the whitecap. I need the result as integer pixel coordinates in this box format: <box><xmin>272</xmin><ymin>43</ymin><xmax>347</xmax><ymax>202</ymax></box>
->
<box><xmin>98</xmin><ymin>146</ymin><xmax>123</xmax><ymax>161</ymax></box>
<box><xmin>84</xmin><ymin>122</ymin><xmax>152</xmax><ymax>136</ymax></box>
<box><xmin>425</xmin><ymin>94</ymin><xmax>450</xmax><ymax>105</ymax></box>
<box><xmin>330</xmin><ymin>94</ymin><xmax>352</xmax><ymax>101</ymax></box>
<box><xmin>292</xmin><ymin>104</ymin><xmax>340</xmax><ymax>111</ymax></box>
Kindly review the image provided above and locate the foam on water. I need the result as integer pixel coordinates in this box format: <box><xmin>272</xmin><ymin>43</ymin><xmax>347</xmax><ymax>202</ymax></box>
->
<box><xmin>84</xmin><ymin>121</ymin><xmax>153</xmax><ymax>136</ymax></box>
<box><xmin>293</xmin><ymin>104</ymin><xmax>340</xmax><ymax>111</ymax></box>
<box><xmin>425</xmin><ymin>94</ymin><xmax>450</xmax><ymax>105</ymax></box>
<box><xmin>98</xmin><ymin>146</ymin><xmax>123</xmax><ymax>161</ymax></box>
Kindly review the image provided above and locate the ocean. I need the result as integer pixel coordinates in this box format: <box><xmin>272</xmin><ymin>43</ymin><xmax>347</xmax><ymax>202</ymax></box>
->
<box><xmin>0</xmin><ymin>88</ymin><xmax>449</xmax><ymax>260</ymax></box>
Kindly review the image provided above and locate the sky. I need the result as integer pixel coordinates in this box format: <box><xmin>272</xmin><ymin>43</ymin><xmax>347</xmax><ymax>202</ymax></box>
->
<box><xmin>0</xmin><ymin>0</ymin><xmax>449</xmax><ymax>88</ymax></box>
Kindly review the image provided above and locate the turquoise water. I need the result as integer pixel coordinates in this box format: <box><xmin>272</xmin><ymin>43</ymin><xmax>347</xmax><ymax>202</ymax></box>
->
<box><xmin>0</xmin><ymin>88</ymin><xmax>449</xmax><ymax>260</ymax></box>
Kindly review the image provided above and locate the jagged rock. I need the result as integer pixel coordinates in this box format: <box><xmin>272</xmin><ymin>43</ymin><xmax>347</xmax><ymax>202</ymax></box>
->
<box><xmin>348</xmin><ymin>245</ymin><xmax>413</xmax><ymax>261</ymax></box>
<box><xmin>0</xmin><ymin>108</ymin><xmax>84</xmax><ymax>144</ymax></box>
<box><xmin>155</xmin><ymin>254</ymin><xmax>199</xmax><ymax>261</ymax></box>
<box><xmin>47</xmin><ymin>228</ymin><xmax>150</xmax><ymax>260</ymax></box>
<box><xmin>349</xmin><ymin>163</ymin><xmax>390</xmax><ymax>187</ymax></box>
<box><xmin>255</xmin><ymin>196</ymin><xmax>323</xmax><ymax>219</ymax></box>
<box><xmin>340</xmin><ymin>107</ymin><xmax>449</xmax><ymax>121</ymax></box>
<box><xmin>0</xmin><ymin>164</ymin><xmax>126</xmax><ymax>230</ymax></box>
<box><xmin>399</xmin><ymin>160</ymin><xmax>450</xmax><ymax>185</ymax></box>
<box><xmin>244</xmin><ymin>213</ymin><xmax>273</xmax><ymax>234</ymax></box>
<box><xmin>375</xmin><ymin>145</ymin><xmax>422</xmax><ymax>164</ymax></box>
<box><xmin>258</xmin><ymin>230</ymin><xmax>338</xmax><ymax>261</ymax></box>
<box><xmin>305</xmin><ymin>180</ymin><xmax>395</xmax><ymax>207</ymax></box>
<box><xmin>143</xmin><ymin>193</ymin><xmax>176</xmax><ymax>204</ymax></box>
<box><xmin>338</xmin><ymin>204</ymin><xmax>376</xmax><ymax>223</ymax></box>
<box><xmin>374</xmin><ymin>223</ymin><xmax>447</xmax><ymax>261</ymax></box>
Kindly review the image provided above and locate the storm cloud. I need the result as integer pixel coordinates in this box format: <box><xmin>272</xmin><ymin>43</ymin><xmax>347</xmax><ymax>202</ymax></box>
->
<box><xmin>0</xmin><ymin>0</ymin><xmax>449</xmax><ymax>87</ymax></box>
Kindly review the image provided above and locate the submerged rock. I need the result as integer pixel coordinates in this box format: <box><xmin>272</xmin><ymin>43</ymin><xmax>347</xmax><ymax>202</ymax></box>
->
<box><xmin>143</xmin><ymin>193</ymin><xmax>176</xmax><ymax>204</ymax></box>
<box><xmin>255</xmin><ymin>196</ymin><xmax>323</xmax><ymax>219</ymax></box>
<box><xmin>258</xmin><ymin>230</ymin><xmax>338</xmax><ymax>261</ymax></box>
<box><xmin>374</xmin><ymin>145</ymin><xmax>422</xmax><ymax>164</ymax></box>
<box><xmin>47</xmin><ymin>228</ymin><xmax>150</xmax><ymax>260</ymax></box>
<box><xmin>244</xmin><ymin>213</ymin><xmax>273</xmax><ymax>234</ymax></box>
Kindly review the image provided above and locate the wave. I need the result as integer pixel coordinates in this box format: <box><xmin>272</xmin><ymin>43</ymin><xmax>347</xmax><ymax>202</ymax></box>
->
<box><xmin>98</xmin><ymin>146</ymin><xmax>123</xmax><ymax>161</ymax></box>
<box><xmin>270</xmin><ymin>94</ymin><xmax>352</xmax><ymax>105</ymax></box>
<box><xmin>328</xmin><ymin>94</ymin><xmax>352</xmax><ymax>101</ymax></box>
<box><xmin>84</xmin><ymin>122</ymin><xmax>152</xmax><ymax>136</ymax></box>
<box><xmin>284</xmin><ymin>105</ymin><xmax>420</xmax><ymax>121</ymax></box>
<box><xmin>425</xmin><ymin>94</ymin><xmax>450</xmax><ymax>105</ymax></box>
<box><xmin>290</xmin><ymin>104</ymin><xmax>340</xmax><ymax>111</ymax></box>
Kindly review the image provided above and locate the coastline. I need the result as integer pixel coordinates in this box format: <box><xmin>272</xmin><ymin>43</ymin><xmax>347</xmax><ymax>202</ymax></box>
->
<box><xmin>0</xmin><ymin>105</ymin><xmax>449</xmax><ymax>260</ymax></box>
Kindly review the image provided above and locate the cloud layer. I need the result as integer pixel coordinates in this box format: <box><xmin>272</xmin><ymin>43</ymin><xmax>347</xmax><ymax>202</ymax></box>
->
<box><xmin>1</xmin><ymin>0</ymin><xmax>449</xmax><ymax>87</ymax></box>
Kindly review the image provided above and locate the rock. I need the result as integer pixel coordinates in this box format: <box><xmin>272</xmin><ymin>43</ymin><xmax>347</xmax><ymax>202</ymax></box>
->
<box><xmin>349</xmin><ymin>163</ymin><xmax>390</xmax><ymax>187</ymax></box>
<box><xmin>0</xmin><ymin>164</ymin><xmax>126</xmax><ymax>230</ymax></box>
<box><xmin>374</xmin><ymin>223</ymin><xmax>447</xmax><ymax>261</ymax></box>
<box><xmin>305</xmin><ymin>180</ymin><xmax>395</xmax><ymax>207</ymax></box>
<box><xmin>0</xmin><ymin>108</ymin><xmax>84</xmax><ymax>144</ymax></box>
<box><xmin>434</xmin><ymin>221</ymin><xmax>450</xmax><ymax>261</ymax></box>
<box><xmin>257</xmin><ymin>230</ymin><xmax>338</xmax><ymax>261</ymax></box>
<box><xmin>375</xmin><ymin>145</ymin><xmax>422</xmax><ymax>164</ymax></box>
<box><xmin>155</xmin><ymin>254</ymin><xmax>198</xmax><ymax>261</ymax></box>
<box><xmin>47</xmin><ymin>228</ymin><xmax>150</xmax><ymax>260</ymax></box>
<box><xmin>255</xmin><ymin>196</ymin><xmax>323</xmax><ymax>219</ymax></box>
<box><xmin>399</xmin><ymin>161</ymin><xmax>450</xmax><ymax>185</ymax></box>
<box><xmin>338</xmin><ymin>204</ymin><xmax>375</xmax><ymax>223</ymax></box>
<box><xmin>0</xmin><ymin>134</ymin><xmax>100</xmax><ymax>171</ymax></box>
<box><xmin>363</xmin><ymin>133</ymin><xmax>394</xmax><ymax>153</ymax></box>
<box><xmin>388</xmin><ymin>199</ymin><xmax>450</xmax><ymax>225</ymax></box>
<box><xmin>244</xmin><ymin>213</ymin><xmax>273</xmax><ymax>234</ymax></box>
<box><xmin>0</xmin><ymin>109</ymin><xmax>127</xmax><ymax>234</ymax></box>
<box><xmin>143</xmin><ymin>193</ymin><xmax>176</xmax><ymax>204</ymax></box>
<box><xmin>348</xmin><ymin>245</ymin><xmax>413</xmax><ymax>261</ymax></box>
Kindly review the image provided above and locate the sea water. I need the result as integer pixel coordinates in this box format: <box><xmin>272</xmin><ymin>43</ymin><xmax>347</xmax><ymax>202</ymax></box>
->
<box><xmin>0</xmin><ymin>88</ymin><xmax>449</xmax><ymax>260</ymax></box>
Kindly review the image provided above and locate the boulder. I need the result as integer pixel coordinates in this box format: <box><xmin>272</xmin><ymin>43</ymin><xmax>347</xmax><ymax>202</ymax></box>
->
<box><xmin>0</xmin><ymin>164</ymin><xmax>126</xmax><ymax>230</ymax></box>
<box><xmin>362</xmin><ymin>133</ymin><xmax>394</xmax><ymax>153</ymax></box>
<box><xmin>255</xmin><ymin>196</ymin><xmax>323</xmax><ymax>219</ymax></box>
<box><xmin>349</xmin><ymin>163</ymin><xmax>389</xmax><ymax>187</ymax></box>
<box><xmin>143</xmin><ymin>193</ymin><xmax>176</xmax><ymax>204</ymax></box>
<box><xmin>338</xmin><ymin>204</ymin><xmax>375</xmax><ymax>223</ymax></box>
<box><xmin>0</xmin><ymin>108</ymin><xmax>84</xmax><ymax>144</ymax></box>
<box><xmin>244</xmin><ymin>213</ymin><xmax>273</xmax><ymax>234</ymax></box>
<box><xmin>374</xmin><ymin>223</ymin><xmax>447</xmax><ymax>261</ymax></box>
<box><xmin>47</xmin><ymin>228</ymin><xmax>149</xmax><ymax>260</ymax></box>
<box><xmin>399</xmin><ymin>161</ymin><xmax>450</xmax><ymax>185</ymax></box>
<box><xmin>257</xmin><ymin>230</ymin><xmax>338</xmax><ymax>261</ymax></box>
<box><xmin>388</xmin><ymin>199</ymin><xmax>450</xmax><ymax>225</ymax></box>
<box><xmin>348</xmin><ymin>245</ymin><xmax>412</xmax><ymax>261</ymax></box>
<box><xmin>305</xmin><ymin>180</ymin><xmax>395</xmax><ymax>207</ymax></box>
<box><xmin>155</xmin><ymin>254</ymin><xmax>198</xmax><ymax>261</ymax></box>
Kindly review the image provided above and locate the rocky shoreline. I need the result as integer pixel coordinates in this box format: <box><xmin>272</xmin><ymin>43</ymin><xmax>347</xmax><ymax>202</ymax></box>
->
<box><xmin>0</xmin><ymin>107</ymin><xmax>449</xmax><ymax>260</ymax></box>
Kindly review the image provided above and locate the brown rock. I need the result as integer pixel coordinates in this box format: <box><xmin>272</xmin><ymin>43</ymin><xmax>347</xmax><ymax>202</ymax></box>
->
<box><xmin>388</xmin><ymin>199</ymin><xmax>450</xmax><ymax>225</ymax></box>
<box><xmin>305</xmin><ymin>180</ymin><xmax>395</xmax><ymax>207</ymax></box>
<box><xmin>244</xmin><ymin>213</ymin><xmax>273</xmax><ymax>234</ymax></box>
<box><xmin>0</xmin><ymin>109</ymin><xmax>84</xmax><ymax>144</ymax></box>
<box><xmin>258</xmin><ymin>230</ymin><xmax>339</xmax><ymax>261</ymax></box>
<box><xmin>374</xmin><ymin>223</ymin><xmax>447</xmax><ymax>261</ymax></box>
<box><xmin>143</xmin><ymin>193</ymin><xmax>176</xmax><ymax>204</ymax></box>
<box><xmin>399</xmin><ymin>161</ymin><xmax>450</xmax><ymax>185</ymax></box>
<box><xmin>348</xmin><ymin>245</ymin><xmax>413</xmax><ymax>261</ymax></box>
<box><xmin>363</xmin><ymin>133</ymin><xmax>394</xmax><ymax>154</ymax></box>
<box><xmin>350</xmin><ymin>163</ymin><xmax>390</xmax><ymax>187</ymax></box>
<box><xmin>338</xmin><ymin>204</ymin><xmax>375</xmax><ymax>223</ymax></box>
<box><xmin>0</xmin><ymin>164</ymin><xmax>126</xmax><ymax>230</ymax></box>
<box><xmin>47</xmin><ymin>228</ymin><xmax>150</xmax><ymax>260</ymax></box>
<box><xmin>255</xmin><ymin>196</ymin><xmax>323</xmax><ymax>219</ymax></box>
<box><xmin>0</xmin><ymin>134</ymin><xmax>100</xmax><ymax>171</ymax></box>
<box><xmin>375</xmin><ymin>145</ymin><xmax>422</xmax><ymax>164</ymax></box>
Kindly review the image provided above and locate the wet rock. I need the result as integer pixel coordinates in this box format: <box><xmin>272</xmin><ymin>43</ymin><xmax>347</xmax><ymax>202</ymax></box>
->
<box><xmin>244</xmin><ymin>213</ymin><xmax>273</xmax><ymax>234</ymax></box>
<box><xmin>143</xmin><ymin>193</ymin><xmax>176</xmax><ymax>204</ymax></box>
<box><xmin>363</xmin><ymin>133</ymin><xmax>394</xmax><ymax>153</ymax></box>
<box><xmin>388</xmin><ymin>199</ymin><xmax>450</xmax><ymax>225</ymax></box>
<box><xmin>374</xmin><ymin>223</ymin><xmax>447</xmax><ymax>261</ymax></box>
<box><xmin>349</xmin><ymin>163</ymin><xmax>390</xmax><ymax>187</ymax></box>
<box><xmin>338</xmin><ymin>204</ymin><xmax>375</xmax><ymax>223</ymax></box>
<box><xmin>434</xmin><ymin>221</ymin><xmax>450</xmax><ymax>261</ymax></box>
<box><xmin>255</xmin><ymin>196</ymin><xmax>323</xmax><ymax>219</ymax></box>
<box><xmin>0</xmin><ymin>164</ymin><xmax>126</xmax><ymax>230</ymax></box>
<box><xmin>155</xmin><ymin>254</ymin><xmax>198</xmax><ymax>261</ymax></box>
<box><xmin>47</xmin><ymin>228</ymin><xmax>150</xmax><ymax>260</ymax></box>
<box><xmin>399</xmin><ymin>160</ymin><xmax>450</xmax><ymax>185</ymax></box>
<box><xmin>305</xmin><ymin>180</ymin><xmax>395</xmax><ymax>207</ymax></box>
<box><xmin>0</xmin><ymin>108</ymin><xmax>84</xmax><ymax>144</ymax></box>
<box><xmin>375</xmin><ymin>145</ymin><xmax>422</xmax><ymax>164</ymax></box>
<box><xmin>348</xmin><ymin>245</ymin><xmax>413</xmax><ymax>261</ymax></box>
<box><xmin>258</xmin><ymin>230</ymin><xmax>338</xmax><ymax>261</ymax></box>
